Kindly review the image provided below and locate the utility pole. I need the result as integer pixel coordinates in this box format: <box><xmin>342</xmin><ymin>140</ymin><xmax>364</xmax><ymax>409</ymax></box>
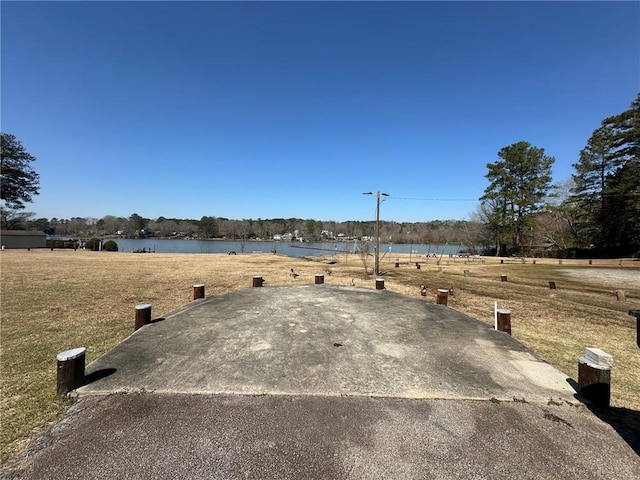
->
<box><xmin>363</xmin><ymin>191</ymin><xmax>389</xmax><ymax>275</ymax></box>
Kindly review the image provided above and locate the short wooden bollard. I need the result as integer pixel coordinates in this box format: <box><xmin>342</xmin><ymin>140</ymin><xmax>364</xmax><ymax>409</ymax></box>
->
<box><xmin>395</xmin><ymin>262</ymin><xmax>400</xmax><ymax>268</ymax></box>
<box><xmin>436</xmin><ymin>289</ymin><xmax>449</xmax><ymax>306</ymax></box>
<box><xmin>416</xmin><ymin>263</ymin><xmax>421</xmax><ymax>270</ymax></box>
<box><xmin>578</xmin><ymin>348</ymin><xmax>613</xmax><ymax>407</ymax></box>
<box><xmin>463</xmin><ymin>270</ymin><xmax>470</xmax><ymax>277</ymax></box>
<box><xmin>496</xmin><ymin>309</ymin><xmax>511</xmax><ymax>335</ymax></box>
<box><xmin>532</xmin><ymin>259</ymin><xmax>536</xmax><ymax>265</ymax></box>
<box><xmin>500</xmin><ymin>275</ymin><xmax>508</xmax><ymax>282</ymax></box>
<box><xmin>376</xmin><ymin>278</ymin><xmax>385</xmax><ymax>290</ymax></box>
<box><xmin>134</xmin><ymin>303</ymin><xmax>152</xmax><ymax>331</ymax></box>
<box><xmin>589</xmin><ymin>259</ymin><xmax>593</xmax><ymax>265</ymax></box>
<box><xmin>549</xmin><ymin>281</ymin><xmax>556</xmax><ymax>290</ymax></box>
<box><xmin>315</xmin><ymin>274</ymin><xmax>324</xmax><ymax>285</ymax></box>
<box><xmin>193</xmin><ymin>283</ymin><xmax>205</xmax><ymax>300</ymax></box>
<box><xmin>500</xmin><ymin>259</ymin><xmax>504</xmax><ymax>264</ymax></box>
<box><xmin>629</xmin><ymin>310</ymin><xmax>640</xmax><ymax>348</ymax></box>
<box><xmin>615</xmin><ymin>290</ymin><xmax>626</xmax><ymax>302</ymax></box>
<box><xmin>559</xmin><ymin>259</ymin><xmax>563</xmax><ymax>265</ymax></box>
<box><xmin>56</xmin><ymin>347</ymin><xmax>86</xmax><ymax>396</ymax></box>
<box><xmin>252</xmin><ymin>276</ymin><xmax>264</xmax><ymax>287</ymax></box>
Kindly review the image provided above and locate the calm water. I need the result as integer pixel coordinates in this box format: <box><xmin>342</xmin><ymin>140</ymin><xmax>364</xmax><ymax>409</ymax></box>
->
<box><xmin>111</xmin><ymin>239</ymin><xmax>464</xmax><ymax>258</ymax></box>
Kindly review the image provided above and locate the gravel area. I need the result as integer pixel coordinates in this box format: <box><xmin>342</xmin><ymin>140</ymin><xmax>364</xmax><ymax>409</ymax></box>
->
<box><xmin>559</xmin><ymin>268</ymin><xmax>640</xmax><ymax>289</ymax></box>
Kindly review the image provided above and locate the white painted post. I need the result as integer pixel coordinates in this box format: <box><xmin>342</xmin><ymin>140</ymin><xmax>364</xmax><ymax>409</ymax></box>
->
<box><xmin>494</xmin><ymin>301</ymin><xmax>498</xmax><ymax>330</ymax></box>
<box><xmin>578</xmin><ymin>348</ymin><xmax>613</xmax><ymax>407</ymax></box>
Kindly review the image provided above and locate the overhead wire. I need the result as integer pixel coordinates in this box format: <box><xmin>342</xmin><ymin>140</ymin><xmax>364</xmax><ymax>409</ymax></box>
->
<box><xmin>387</xmin><ymin>196</ymin><xmax>478</xmax><ymax>202</ymax></box>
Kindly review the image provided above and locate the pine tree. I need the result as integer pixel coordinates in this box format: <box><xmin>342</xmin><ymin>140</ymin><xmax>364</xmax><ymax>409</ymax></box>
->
<box><xmin>481</xmin><ymin>141</ymin><xmax>554</xmax><ymax>255</ymax></box>
<box><xmin>572</xmin><ymin>93</ymin><xmax>640</xmax><ymax>251</ymax></box>
<box><xmin>571</xmin><ymin>126</ymin><xmax>619</xmax><ymax>246</ymax></box>
<box><xmin>602</xmin><ymin>93</ymin><xmax>640</xmax><ymax>163</ymax></box>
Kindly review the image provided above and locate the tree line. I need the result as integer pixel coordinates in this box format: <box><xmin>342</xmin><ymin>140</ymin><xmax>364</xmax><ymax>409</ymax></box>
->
<box><xmin>2</xmin><ymin>93</ymin><xmax>638</xmax><ymax>257</ymax></box>
<box><xmin>478</xmin><ymin>92</ymin><xmax>639</xmax><ymax>257</ymax></box>
<box><xmin>3</xmin><ymin>211</ymin><xmax>489</xmax><ymax>250</ymax></box>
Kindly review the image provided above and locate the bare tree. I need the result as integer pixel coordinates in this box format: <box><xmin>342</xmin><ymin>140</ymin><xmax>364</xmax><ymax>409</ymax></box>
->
<box><xmin>356</xmin><ymin>239</ymin><xmax>373</xmax><ymax>276</ymax></box>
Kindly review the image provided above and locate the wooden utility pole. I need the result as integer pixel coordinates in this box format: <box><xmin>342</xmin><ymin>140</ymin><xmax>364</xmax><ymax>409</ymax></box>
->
<box><xmin>363</xmin><ymin>191</ymin><xmax>389</xmax><ymax>275</ymax></box>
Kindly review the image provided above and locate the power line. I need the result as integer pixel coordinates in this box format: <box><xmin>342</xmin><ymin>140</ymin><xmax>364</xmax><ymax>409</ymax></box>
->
<box><xmin>387</xmin><ymin>192</ymin><xmax>639</xmax><ymax>203</ymax></box>
<box><xmin>388</xmin><ymin>196</ymin><xmax>478</xmax><ymax>202</ymax></box>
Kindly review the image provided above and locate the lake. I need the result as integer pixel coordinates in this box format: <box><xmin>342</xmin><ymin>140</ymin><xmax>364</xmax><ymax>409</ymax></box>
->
<box><xmin>110</xmin><ymin>239</ymin><xmax>464</xmax><ymax>258</ymax></box>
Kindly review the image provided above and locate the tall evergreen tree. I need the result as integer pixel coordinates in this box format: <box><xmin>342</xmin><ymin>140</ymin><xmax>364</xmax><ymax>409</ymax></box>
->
<box><xmin>602</xmin><ymin>160</ymin><xmax>640</xmax><ymax>251</ymax></box>
<box><xmin>602</xmin><ymin>93</ymin><xmax>640</xmax><ymax>163</ymax></box>
<box><xmin>481</xmin><ymin>141</ymin><xmax>554</xmax><ymax>255</ymax></box>
<box><xmin>572</xmin><ymin>93</ymin><xmax>640</xmax><ymax>251</ymax></box>
<box><xmin>571</xmin><ymin>126</ymin><xmax>619</xmax><ymax>246</ymax></box>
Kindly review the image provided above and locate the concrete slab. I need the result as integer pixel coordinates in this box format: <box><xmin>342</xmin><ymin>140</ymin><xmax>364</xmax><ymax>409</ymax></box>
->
<box><xmin>78</xmin><ymin>285</ymin><xmax>575</xmax><ymax>403</ymax></box>
<box><xmin>3</xmin><ymin>285</ymin><xmax>639</xmax><ymax>479</ymax></box>
<box><xmin>4</xmin><ymin>394</ymin><xmax>639</xmax><ymax>479</ymax></box>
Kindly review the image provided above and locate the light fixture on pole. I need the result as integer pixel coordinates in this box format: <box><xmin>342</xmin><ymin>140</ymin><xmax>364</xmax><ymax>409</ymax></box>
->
<box><xmin>362</xmin><ymin>191</ymin><xmax>389</xmax><ymax>275</ymax></box>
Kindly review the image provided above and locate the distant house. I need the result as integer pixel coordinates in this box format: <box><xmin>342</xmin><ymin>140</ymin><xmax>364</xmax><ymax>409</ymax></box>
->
<box><xmin>273</xmin><ymin>233</ymin><xmax>294</xmax><ymax>242</ymax></box>
<box><xmin>0</xmin><ymin>230</ymin><xmax>47</xmax><ymax>249</ymax></box>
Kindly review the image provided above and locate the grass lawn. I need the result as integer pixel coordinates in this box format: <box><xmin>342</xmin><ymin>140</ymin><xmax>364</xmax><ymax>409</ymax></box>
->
<box><xmin>1</xmin><ymin>249</ymin><xmax>638</xmax><ymax>461</ymax></box>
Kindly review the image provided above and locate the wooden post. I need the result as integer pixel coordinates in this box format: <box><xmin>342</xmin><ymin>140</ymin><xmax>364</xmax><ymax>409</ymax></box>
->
<box><xmin>193</xmin><ymin>283</ymin><xmax>205</xmax><ymax>300</ymax></box>
<box><xmin>559</xmin><ymin>259</ymin><xmax>563</xmax><ymax>265</ymax></box>
<box><xmin>463</xmin><ymin>270</ymin><xmax>470</xmax><ymax>277</ymax></box>
<box><xmin>56</xmin><ymin>347</ymin><xmax>86</xmax><ymax>396</ymax></box>
<box><xmin>252</xmin><ymin>276</ymin><xmax>263</xmax><ymax>288</ymax></box>
<box><xmin>589</xmin><ymin>259</ymin><xmax>593</xmax><ymax>265</ymax></box>
<box><xmin>134</xmin><ymin>303</ymin><xmax>152</xmax><ymax>331</ymax></box>
<box><xmin>549</xmin><ymin>281</ymin><xmax>556</xmax><ymax>290</ymax></box>
<box><xmin>395</xmin><ymin>261</ymin><xmax>400</xmax><ymax>268</ymax></box>
<box><xmin>578</xmin><ymin>348</ymin><xmax>613</xmax><ymax>407</ymax></box>
<box><xmin>629</xmin><ymin>310</ymin><xmax>640</xmax><ymax>348</ymax></box>
<box><xmin>496</xmin><ymin>309</ymin><xmax>511</xmax><ymax>335</ymax></box>
<box><xmin>532</xmin><ymin>259</ymin><xmax>536</xmax><ymax>265</ymax></box>
<box><xmin>436</xmin><ymin>289</ymin><xmax>449</xmax><ymax>306</ymax></box>
<box><xmin>315</xmin><ymin>274</ymin><xmax>324</xmax><ymax>285</ymax></box>
<box><xmin>615</xmin><ymin>290</ymin><xmax>626</xmax><ymax>301</ymax></box>
<box><xmin>376</xmin><ymin>278</ymin><xmax>385</xmax><ymax>290</ymax></box>
<box><xmin>500</xmin><ymin>275</ymin><xmax>508</xmax><ymax>282</ymax></box>
<box><xmin>500</xmin><ymin>259</ymin><xmax>504</xmax><ymax>264</ymax></box>
<box><xmin>416</xmin><ymin>263</ymin><xmax>421</xmax><ymax>270</ymax></box>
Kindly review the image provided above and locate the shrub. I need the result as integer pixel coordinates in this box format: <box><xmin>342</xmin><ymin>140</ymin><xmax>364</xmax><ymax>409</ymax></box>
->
<box><xmin>103</xmin><ymin>240</ymin><xmax>118</xmax><ymax>252</ymax></box>
<box><xmin>85</xmin><ymin>238</ymin><xmax>101</xmax><ymax>251</ymax></box>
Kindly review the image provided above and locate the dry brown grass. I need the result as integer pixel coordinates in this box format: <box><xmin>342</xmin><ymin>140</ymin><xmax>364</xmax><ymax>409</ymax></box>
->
<box><xmin>1</xmin><ymin>249</ymin><xmax>639</xmax><ymax>461</ymax></box>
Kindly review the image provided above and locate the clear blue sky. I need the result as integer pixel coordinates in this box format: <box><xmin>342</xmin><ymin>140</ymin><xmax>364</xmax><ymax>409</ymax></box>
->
<box><xmin>2</xmin><ymin>1</ymin><xmax>638</xmax><ymax>223</ymax></box>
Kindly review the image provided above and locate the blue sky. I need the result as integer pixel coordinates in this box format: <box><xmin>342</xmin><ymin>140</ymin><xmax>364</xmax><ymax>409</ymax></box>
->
<box><xmin>2</xmin><ymin>1</ymin><xmax>638</xmax><ymax>223</ymax></box>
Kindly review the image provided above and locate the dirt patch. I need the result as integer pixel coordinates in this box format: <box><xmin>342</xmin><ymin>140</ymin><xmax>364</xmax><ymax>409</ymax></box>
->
<box><xmin>559</xmin><ymin>268</ymin><xmax>640</xmax><ymax>289</ymax></box>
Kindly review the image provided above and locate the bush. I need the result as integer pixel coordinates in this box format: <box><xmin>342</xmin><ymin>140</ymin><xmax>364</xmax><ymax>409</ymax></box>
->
<box><xmin>85</xmin><ymin>238</ymin><xmax>101</xmax><ymax>251</ymax></box>
<box><xmin>103</xmin><ymin>240</ymin><xmax>118</xmax><ymax>252</ymax></box>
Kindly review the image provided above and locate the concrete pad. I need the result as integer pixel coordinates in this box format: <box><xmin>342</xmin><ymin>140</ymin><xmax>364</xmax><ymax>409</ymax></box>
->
<box><xmin>78</xmin><ymin>285</ymin><xmax>575</xmax><ymax>403</ymax></box>
<box><xmin>4</xmin><ymin>394</ymin><xmax>639</xmax><ymax>479</ymax></box>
